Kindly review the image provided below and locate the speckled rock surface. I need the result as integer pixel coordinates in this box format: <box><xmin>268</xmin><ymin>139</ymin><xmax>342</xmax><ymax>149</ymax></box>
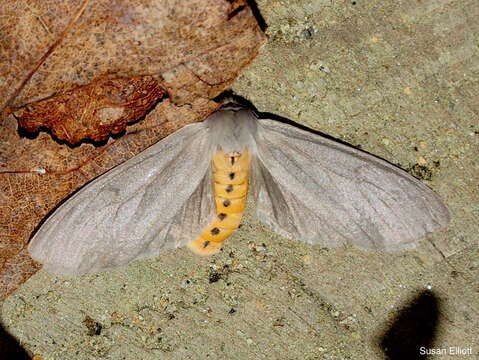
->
<box><xmin>2</xmin><ymin>0</ymin><xmax>478</xmax><ymax>359</ymax></box>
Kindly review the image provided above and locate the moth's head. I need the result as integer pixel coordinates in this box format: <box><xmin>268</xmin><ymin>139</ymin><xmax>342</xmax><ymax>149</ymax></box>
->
<box><xmin>220</xmin><ymin>101</ymin><xmax>247</xmax><ymax>111</ymax></box>
<box><xmin>205</xmin><ymin>106</ymin><xmax>258</xmax><ymax>154</ymax></box>
<box><xmin>214</xmin><ymin>92</ymin><xmax>257</xmax><ymax>113</ymax></box>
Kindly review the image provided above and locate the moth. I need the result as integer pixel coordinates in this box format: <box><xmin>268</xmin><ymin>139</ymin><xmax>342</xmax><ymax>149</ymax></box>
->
<box><xmin>28</xmin><ymin>101</ymin><xmax>450</xmax><ymax>276</ymax></box>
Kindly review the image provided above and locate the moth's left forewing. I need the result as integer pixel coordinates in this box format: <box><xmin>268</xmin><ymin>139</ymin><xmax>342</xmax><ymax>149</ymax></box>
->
<box><xmin>252</xmin><ymin>119</ymin><xmax>450</xmax><ymax>251</ymax></box>
<box><xmin>28</xmin><ymin>123</ymin><xmax>216</xmax><ymax>276</ymax></box>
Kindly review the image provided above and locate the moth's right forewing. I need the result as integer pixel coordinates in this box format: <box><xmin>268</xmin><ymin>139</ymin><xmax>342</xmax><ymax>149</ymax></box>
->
<box><xmin>252</xmin><ymin>119</ymin><xmax>450</xmax><ymax>251</ymax></box>
<box><xmin>28</xmin><ymin>123</ymin><xmax>214</xmax><ymax>276</ymax></box>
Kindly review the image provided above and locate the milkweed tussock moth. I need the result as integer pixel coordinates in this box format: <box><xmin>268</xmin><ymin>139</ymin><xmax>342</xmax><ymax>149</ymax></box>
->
<box><xmin>28</xmin><ymin>101</ymin><xmax>450</xmax><ymax>276</ymax></box>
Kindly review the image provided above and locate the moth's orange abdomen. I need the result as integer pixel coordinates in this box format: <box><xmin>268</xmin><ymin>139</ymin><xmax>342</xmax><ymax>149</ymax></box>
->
<box><xmin>188</xmin><ymin>150</ymin><xmax>250</xmax><ymax>255</ymax></box>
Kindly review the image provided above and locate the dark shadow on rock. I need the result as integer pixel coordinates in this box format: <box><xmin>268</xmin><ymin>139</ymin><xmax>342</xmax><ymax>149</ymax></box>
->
<box><xmin>245</xmin><ymin>0</ymin><xmax>268</xmax><ymax>31</ymax></box>
<box><xmin>0</xmin><ymin>322</ymin><xmax>30</xmax><ymax>360</ymax></box>
<box><xmin>378</xmin><ymin>290</ymin><xmax>440</xmax><ymax>360</ymax></box>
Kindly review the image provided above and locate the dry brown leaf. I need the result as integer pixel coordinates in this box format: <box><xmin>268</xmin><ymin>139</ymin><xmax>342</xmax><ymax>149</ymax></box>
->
<box><xmin>15</xmin><ymin>76</ymin><xmax>166</xmax><ymax>144</ymax></box>
<box><xmin>0</xmin><ymin>0</ymin><xmax>265</xmax><ymax>299</ymax></box>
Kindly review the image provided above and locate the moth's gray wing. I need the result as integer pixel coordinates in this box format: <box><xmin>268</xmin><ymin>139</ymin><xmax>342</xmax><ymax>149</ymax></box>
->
<box><xmin>28</xmin><ymin>123</ymin><xmax>215</xmax><ymax>276</ymax></box>
<box><xmin>252</xmin><ymin>120</ymin><xmax>450</xmax><ymax>250</ymax></box>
